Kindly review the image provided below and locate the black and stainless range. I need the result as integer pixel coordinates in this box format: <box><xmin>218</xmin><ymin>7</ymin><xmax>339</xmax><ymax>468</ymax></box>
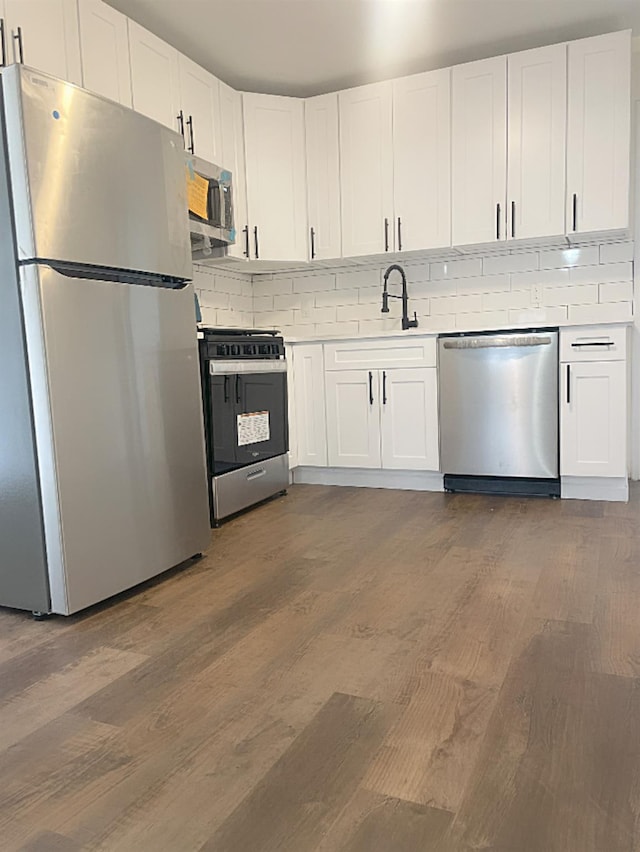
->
<box><xmin>199</xmin><ymin>329</ymin><xmax>289</xmax><ymax>524</ymax></box>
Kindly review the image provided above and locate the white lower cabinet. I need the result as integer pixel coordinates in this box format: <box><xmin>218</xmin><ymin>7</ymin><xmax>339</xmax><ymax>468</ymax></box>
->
<box><xmin>325</xmin><ymin>366</ymin><xmax>439</xmax><ymax>471</ymax></box>
<box><xmin>325</xmin><ymin>370</ymin><xmax>382</xmax><ymax>468</ymax></box>
<box><xmin>560</xmin><ymin>359</ymin><xmax>627</xmax><ymax>478</ymax></box>
<box><xmin>291</xmin><ymin>344</ymin><xmax>327</xmax><ymax>466</ymax></box>
<box><xmin>380</xmin><ymin>368</ymin><xmax>439</xmax><ymax>470</ymax></box>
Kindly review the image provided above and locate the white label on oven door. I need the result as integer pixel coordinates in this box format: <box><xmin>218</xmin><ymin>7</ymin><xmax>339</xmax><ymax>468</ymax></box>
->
<box><xmin>237</xmin><ymin>411</ymin><xmax>270</xmax><ymax>446</ymax></box>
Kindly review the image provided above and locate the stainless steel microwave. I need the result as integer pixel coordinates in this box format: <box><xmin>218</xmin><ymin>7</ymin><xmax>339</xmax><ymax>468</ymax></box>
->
<box><xmin>186</xmin><ymin>153</ymin><xmax>235</xmax><ymax>259</ymax></box>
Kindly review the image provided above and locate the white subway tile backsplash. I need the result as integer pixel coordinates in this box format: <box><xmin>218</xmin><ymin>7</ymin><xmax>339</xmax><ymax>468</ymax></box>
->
<box><xmin>253</xmin><ymin>295</ymin><xmax>274</xmax><ymax>313</ymax></box>
<box><xmin>214</xmin><ymin>275</ymin><xmax>248</xmax><ymax>296</ymax></box>
<box><xmin>568</xmin><ymin>302</ymin><xmax>633</xmax><ymax>324</ymax></box>
<box><xmin>599</xmin><ymin>242</ymin><xmax>634</xmax><ymax>264</ymax></box>
<box><xmin>257</xmin><ymin>277</ymin><xmax>294</xmax><ymax>295</ymax></box>
<box><xmin>234</xmin><ymin>294</ymin><xmax>254</xmax><ymax>312</ymax></box>
<box><xmin>198</xmin><ymin>290</ymin><xmax>229</xmax><ymax>310</ymax></box>
<box><xmin>430</xmin><ymin>258</ymin><xmax>482</xmax><ymax>280</ymax></box>
<box><xmin>538</xmin><ymin>246</ymin><xmax>599</xmax><ymax>269</ymax></box>
<box><xmin>293</xmin><ymin>306</ymin><xmax>336</xmax><ymax>325</ymax></box>
<box><xmin>543</xmin><ymin>284</ymin><xmax>598</xmax><ymax>307</ymax></box>
<box><xmin>419</xmin><ymin>313</ymin><xmax>458</xmax><ymax>332</ymax></box>
<box><xmin>358</xmin><ymin>317</ymin><xmax>410</xmax><ymax>335</ymax></box>
<box><xmin>510</xmin><ymin>269</ymin><xmax>569</xmax><ymax>288</ymax></box>
<box><xmin>315</xmin><ymin>288</ymin><xmax>360</xmax><ymax>307</ymax></box>
<box><xmin>599</xmin><ymin>281</ymin><xmax>634</xmax><ymax>303</ymax></box>
<box><xmin>483</xmin><ymin>253</ymin><xmax>538</xmax><ymax>275</ymax></box>
<box><xmin>293</xmin><ymin>274</ymin><xmax>336</xmax><ymax>293</ymax></box>
<box><xmin>336</xmin><ymin>268</ymin><xmax>381</xmax><ymax>289</ymax></box>
<box><xmin>483</xmin><ymin>289</ymin><xmax>531</xmax><ymax>311</ymax></box>
<box><xmin>336</xmin><ymin>302</ymin><xmax>385</xmax><ymax>323</ymax></box>
<box><xmin>273</xmin><ymin>294</ymin><xmax>305</xmax><ymax>311</ymax></box>
<box><xmin>455</xmin><ymin>274</ymin><xmax>511</xmax><ymax>294</ymax></box>
<box><xmin>569</xmin><ymin>262</ymin><xmax>633</xmax><ymax>285</ymax></box>
<box><xmin>431</xmin><ymin>293</ymin><xmax>482</xmax><ymax>315</ymax></box>
<box><xmin>258</xmin><ymin>310</ymin><xmax>295</xmax><ymax>328</ymax></box>
<box><xmin>404</xmin><ymin>263</ymin><xmax>430</xmax><ymax>283</ymax></box>
<box><xmin>457</xmin><ymin>310</ymin><xmax>509</xmax><ymax>331</ymax></box>
<box><xmin>314</xmin><ymin>321</ymin><xmax>359</xmax><ymax>338</ymax></box>
<box><xmin>509</xmin><ymin>306</ymin><xmax>568</xmax><ymax>325</ymax></box>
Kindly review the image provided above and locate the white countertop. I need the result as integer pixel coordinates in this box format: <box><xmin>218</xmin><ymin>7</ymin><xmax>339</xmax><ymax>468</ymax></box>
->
<box><xmin>283</xmin><ymin>318</ymin><xmax>633</xmax><ymax>345</ymax></box>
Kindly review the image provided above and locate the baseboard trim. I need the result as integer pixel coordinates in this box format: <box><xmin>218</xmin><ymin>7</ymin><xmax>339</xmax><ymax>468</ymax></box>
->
<box><xmin>292</xmin><ymin>466</ymin><xmax>444</xmax><ymax>492</ymax></box>
<box><xmin>561</xmin><ymin>476</ymin><xmax>629</xmax><ymax>502</ymax></box>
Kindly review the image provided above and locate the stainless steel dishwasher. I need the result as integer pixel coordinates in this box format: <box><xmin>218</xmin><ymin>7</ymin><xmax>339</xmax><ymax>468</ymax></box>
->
<box><xmin>438</xmin><ymin>329</ymin><xmax>559</xmax><ymax>497</ymax></box>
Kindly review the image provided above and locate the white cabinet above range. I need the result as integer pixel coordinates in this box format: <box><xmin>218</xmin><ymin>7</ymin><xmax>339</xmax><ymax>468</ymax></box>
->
<box><xmin>243</xmin><ymin>93</ymin><xmax>308</xmax><ymax>262</ymax></box>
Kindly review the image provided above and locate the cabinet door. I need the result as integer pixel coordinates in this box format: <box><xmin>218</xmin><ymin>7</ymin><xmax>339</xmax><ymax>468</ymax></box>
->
<box><xmin>219</xmin><ymin>81</ymin><xmax>248</xmax><ymax>260</ymax></box>
<box><xmin>339</xmin><ymin>81</ymin><xmax>394</xmax><ymax>257</ymax></box>
<box><xmin>243</xmin><ymin>93</ymin><xmax>307</xmax><ymax>261</ymax></box>
<box><xmin>567</xmin><ymin>31</ymin><xmax>631</xmax><ymax>234</ymax></box>
<box><xmin>305</xmin><ymin>93</ymin><xmax>341</xmax><ymax>260</ymax></box>
<box><xmin>380</xmin><ymin>368</ymin><xmax>439</xmax><ymax>471</ymax></box>
<box><xmin>325</xmin><ymin>370</ymin><xmax>381</xmax><ymax>468</ymax></box>
<box><xmin>5</xmin><ymin>0</ymin><xmax>81</xmax><ymax>83</ymax></box>
<box><xmin>128</xmin><ymin>20</ymin><xmax>180</xmax><ymax>132</ymax></box>
<box><xmin>292</xmin><ymin>344</ymin><xmax>327</xmax><ymax>466</ymax></box>
<box><xmin>561</xmin><ymin>360</ymin><xmax>627</xmax><ymax>477</ymax></box>
<box><xmin>393</xmin><ymin>69</ymin><xmax>451</xmax><ymax>252</ymax></box>
<box><xmin>508</xmin><ymin>43</ymin><xmax>566</xmax><ymax>240</ymax></box>
<box><xmin>178</xmin><ymin>53</ymin><xmax>220</xmax><ymax>163</ymax></box>
<box><xmin>452</xmin><ymin>56</ymin><xmax>507</xmax><ymax>246</ymax></box>
<box><xmin>78</xmin><ymin>0</ymin><xmax>131</xmax><ymax>107</ymax></box>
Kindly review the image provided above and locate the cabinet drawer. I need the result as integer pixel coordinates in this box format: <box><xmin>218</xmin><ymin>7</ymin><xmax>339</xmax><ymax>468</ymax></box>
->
<box><xmin>324</xmin><ymin>337</ymin><xmax>436</xmax><ymax>370</ymax></box>
<box><xmin>560</xmin><ymin>326</ymin><xmax>627</xmax><ymax>362</ymax></box>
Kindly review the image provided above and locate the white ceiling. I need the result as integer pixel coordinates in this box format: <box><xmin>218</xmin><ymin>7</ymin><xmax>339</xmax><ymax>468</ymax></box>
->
<box><xmin>107</xmin><ymin>0</ymin><xmax>640</xmax><ymax>97</ymax></box>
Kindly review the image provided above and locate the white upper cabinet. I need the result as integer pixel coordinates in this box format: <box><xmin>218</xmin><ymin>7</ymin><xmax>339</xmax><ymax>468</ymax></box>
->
<box><xmin>3</xmin><ymin>0</ymin><xmax>81</xmax><ymax>84</ymax></box>
<box><xmin>178</xmin><ymin>53</ymin><xmax>221</xmax><ymax>163</ymax></box>
<box><xmin>380</xmin><ymin>368</ymin><xmax>439</xmax><ymax>471</ymax></box>
<box><xmin>78</xmin><ymin>0</ymin><xmax>131</xmax><ymax>107</ymax></box>
<box><xmin>243</xmin><ymin>93</ymin><xmax>307</xmax><ymax>261</ymax></box>
<box><xmin>452</xmin><ymin>56</ymin><xmax>507</xmax><ymax>247</ymax></box>
<box><xmin>128</xmin><ymin>20</ymin><xmax>180</xmax><ymax>132</ymax></box>
<box><xmin>305</xmin><ymin>93</ymin><xmax>341</xmax><ymax>261</ymax></box>
<box><xmin>219</xmin><ymin>81</ymin><xmax>248</xmax><ymax>260</ymax></box>
<box><xmin>339</xmin><ymin>81</ymin><xmax>394</xmax><ymax>257</ymax></box>
<box><xmin>507</xmin><ymin>43</ymin><xmax>566</xmax><ymax>240</ymax></box>
<box><xmin>392</xmin><ymin>69</ymin><xmax>451</xmax><ymax>253</ymax></box>
<box><xmin>567</xmin><ymin>31</ymin><xmax>631</xmax><ymax>234</ymax></box>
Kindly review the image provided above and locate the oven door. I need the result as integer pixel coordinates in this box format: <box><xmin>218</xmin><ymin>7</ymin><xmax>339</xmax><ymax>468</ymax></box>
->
<box><xmin>208</xmin><ymin>361</ymin><xmax>288</xmax><ymax>474</ymax></box>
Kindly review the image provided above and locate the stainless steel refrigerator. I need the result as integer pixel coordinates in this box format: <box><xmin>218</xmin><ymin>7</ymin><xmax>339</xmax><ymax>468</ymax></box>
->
<box><xmin>0</xmin><ymin>65</ymin><xmax>211</xmax><ymax>616</ymax></box>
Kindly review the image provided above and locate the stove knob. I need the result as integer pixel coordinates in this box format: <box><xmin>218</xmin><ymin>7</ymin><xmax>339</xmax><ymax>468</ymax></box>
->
<box><xmin>231</xmin><ymin>344</ymin><xmax>240</xmax><ymax>356</ymax></box>
<box><xmin>217</xmin><ymin>344</ymin><xmax>228</xmax><ymax>356</ymax></box>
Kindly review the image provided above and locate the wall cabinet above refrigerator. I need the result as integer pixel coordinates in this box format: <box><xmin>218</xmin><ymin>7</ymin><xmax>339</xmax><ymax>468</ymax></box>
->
<box><xmin>0</xmin><ymin>0</ymin><xmax>81</xmax><ymax>84</ymax></box>
<box><xmin>78</xmin><ymin>0</ymin><xmax>132</xmax><ymax>107</ymax></box>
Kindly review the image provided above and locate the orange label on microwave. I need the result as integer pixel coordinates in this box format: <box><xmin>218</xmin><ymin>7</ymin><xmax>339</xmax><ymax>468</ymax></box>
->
<box><xmin>186</xmin><ymin>167</ymin><xmax>209</xmax><ymax>220</ymax></box>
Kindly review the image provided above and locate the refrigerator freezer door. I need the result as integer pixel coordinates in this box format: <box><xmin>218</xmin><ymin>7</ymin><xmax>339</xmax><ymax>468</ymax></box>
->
<box><xmin>2</xmin><ymin>64</ymin><xmax>191</xmax><ymax>280</ymax></box>
<box><xmin>21</xmin><ymin>264</ymin><xmax>210</xmax><ymax>614</ymax></box>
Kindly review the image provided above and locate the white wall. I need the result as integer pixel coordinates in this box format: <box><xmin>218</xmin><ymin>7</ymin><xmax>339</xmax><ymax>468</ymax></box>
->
<box><xmin>251</xmin><ymin>244</ymin><xmax>634</xmax><ymax>340</ymax></box>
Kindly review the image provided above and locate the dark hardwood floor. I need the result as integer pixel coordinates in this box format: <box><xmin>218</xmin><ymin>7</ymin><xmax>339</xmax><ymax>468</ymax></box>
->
<box><xmin>1</xmin><ymin>483</ymin><xmax>640</xmax><ymax>851</ymax></box>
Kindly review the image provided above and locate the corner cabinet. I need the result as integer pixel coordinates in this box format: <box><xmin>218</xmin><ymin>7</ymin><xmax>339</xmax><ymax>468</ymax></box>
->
<box><xmin>566</xmin><ymin>30</ymin><xmax>631</xmax><ymax>235</ymax></box>
<box><xmin>560</xmin><ymin>326</ymin><xmax>628</xmax><ymax>479</ymax></box>
<box><xmin>339</xmin><ymin>82</ymin><xmax>394</xmax><ymax>257</ymax></box>
<box><xmin>243</xmin><ymin>93</ymin><xmax>308</xmax><ymax>261</ymax></box>
<box><xmin>2</xmin><ymin>0</ymin><xmax>81</xmax><ymax>84</ymax></box>
<box><xmin>78</xmin><ymin>0</ymin><xmax>132</xmax><ymax>107</ymax></box>
<box><xmin>305</xmin><ymin>93</ymin><xmax>342</xmax><ymax>261</ymax></box>
<box><xmin>324</xmin><ymin>339</ymin><xmax>439</xmax><ymax>472</ymax></box>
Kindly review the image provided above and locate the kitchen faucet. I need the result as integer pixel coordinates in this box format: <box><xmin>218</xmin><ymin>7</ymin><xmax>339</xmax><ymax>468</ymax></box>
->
<box><xmin>381</xmin><ymin>264</ymin><xmax>418</xmax><ymax>330</ymax></box>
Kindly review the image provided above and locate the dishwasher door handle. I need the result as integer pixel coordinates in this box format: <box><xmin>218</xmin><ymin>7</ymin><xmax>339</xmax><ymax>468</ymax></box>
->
<box><xmin>442</xmin><ymin>335</ymin><xmax>552</xmax><ymax>350</ymax></box>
